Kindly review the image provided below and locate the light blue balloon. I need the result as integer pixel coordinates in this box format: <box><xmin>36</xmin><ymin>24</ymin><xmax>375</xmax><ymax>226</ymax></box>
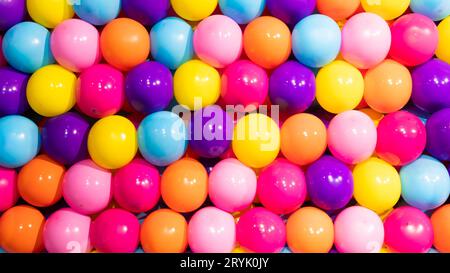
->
<box><xmin>150</xmin><ymin>17</ymin><xmax>194</xmax><ymax>70</ymax></box>
<box><xmin>0</xmin><ymin>115</ymin><xmax>41</xmax><ymax>168</ymax></box>
<box><xmin>138</xmin><ymin>111</ymin><xmax>187</xmax><ymax>167</ymax></box>
<box><xmin>400</xmin><ymin>155</ymin><xmax>450</xmax><ymax>211</ymax></box>
<box><xmin>410</xmin><ymin>0</ymin><xmax>450</xmax><ymax>21</ymax></box>
<box><xmin>2</xmin><ymin>22</ymin><xmax>54</xmax><ymax>74</ymax></box>
<box><xmin>218</xmin><ymin>0</ymin><xmax>266</xmax><ymax>24</ymax></box>
<box><xmin>292</xmin><ymin>14</ymin><xmax>341</xmax><ymax>68</ymax></box>
<box><xmin>73</xmin><ymin>0</ymin><xmax>121</xmax><ymax>26</ymax></box>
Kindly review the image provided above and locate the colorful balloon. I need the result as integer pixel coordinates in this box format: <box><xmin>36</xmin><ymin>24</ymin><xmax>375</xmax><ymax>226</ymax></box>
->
<box><xmin>316</xmin><ymin>0</ymin><xmax>360</xmax><ymax>21</ymax></box>
<box><xmin>0</xmin><ymin>0</ymin><xmax>26</xmax><ymax>31</ymax></box>
<box><xmin>436</xmin><ymin>17</ymin><xmax>450</xmax><ymax>64</ymax></box>
<box><xmin>26</xmin><ymin>0</ymin><xmax>73</xmax><ymax>28</ymax></box>
<box><xmin>431</xmin><ymin>204</ymin><xmax>450</xmax><ymax>253</ymax></box>
<box><xmin>410</xmin><ymin>0</ymin><xmax>450</xmax><ymax>21</ymax></box>
<box><xmin>0</xmin><ymin>67</ymin><xmax>29</xmax><ymax>116</ymax></box>
<box><xmin>171</xmin><ymin>0</ymin><xmax>218</xmax><ymax>21</ymax></box>
<box><xmin>218</xmin><ymin>0</ymin><xmax>265</xmax><ymax>24</ymax></box>
<box><xmin>0</xmin><ymin>35</ymin><xmax>5</xmax><ymax>66</ymax></box>
<box><xmin>122</xmin><ymin>0</ymin><xmax>169</xmax><ymax>26</ymax></box>
<box><xmin>0</xmin><ymin>167</ymin><xmax>18</xmax><ymax>212</ymax></box>
<box><xmin>426</xmin><ymin>108</ymin><xmax>450</xmax><ymax>161</ymax></box>
<box><xmin>266</xmin><ymin>0</ymin><xmax>316</xmax><ymax>26</ymax></box>
<box><xmin>73</xmin><ymin>0</ymin><xmax>121</xmax><ymax>26</ymax></box>
<box><xmin>361</xmin><ymin>0</ymin><xmax>410</xmax><ymax>20</ymax></box>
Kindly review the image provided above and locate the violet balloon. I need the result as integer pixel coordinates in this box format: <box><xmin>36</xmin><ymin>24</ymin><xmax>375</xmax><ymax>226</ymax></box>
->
<box><xmin>0</xmin><ymin>67</ymin><xmax>29</xmax><ymax>116</ymax></box>
<box><xmin>426</xmin><ymin>108</ymin><xmax>450</xmax><ymax>161</ymax></box>
<box><xmin>0</xmin><ymin>0</ymin><xmax>26</xmax><ymax>31</ymax></box>
<box><xmin>122</xmin><ymin>0</ymin><xmax>170</xmax><ymax>26</ymax></box>
<box><xmin>267</xmin><ymin>0</ymin><xmax>316</xmax><ymax>26</ymax></box>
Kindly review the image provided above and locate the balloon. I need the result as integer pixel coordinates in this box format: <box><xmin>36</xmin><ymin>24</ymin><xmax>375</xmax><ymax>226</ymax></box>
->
<box><xmin>243</xmin><ymin>16</ymin><xmax>291</xmax><ymax>69</ymax></box>
<box><xmin>426</xmin><ymin>108</ymin><xmax>450</xmax><ymax>161</ymax></box>
<box><xmin>334</xmin><ymin>206</ymin><xmax>384</xmax><ymax>253</ymax></box>
<box><xmin>410</xmin><ymin>0</ymin><xmax>450</xmax><ymax>21</ymax></box>
<box><xmin>0</xmin><ymin>67</ymin><xmax>29</xmax><ymax>116</ymax></box>
<box><xmin>384</xmin><ymin>206</ymin><xmax>433</xmax><ymax>253</ymax></box>
<box><xmin>208</xmin><ymin>158</ymin><xmax>257</xmax><ymax>212</ymax></box>
<box><xmin>266</xmin><ymin>0</ymin><xmax>316</xmax><ymax>26</ymax></box>
<box><xmin>232</xmin><ymin>113</ymin><xmax>280</xmax><ymax>169</ymax></box>
<box><xmin>171</xmin><ymin>0</ymin><xmax>218</xmax><ymax>21</ymax></box>
<box><xmin>125</xmin><ymin>61</ymin><xmax>173</xmax><ymax>115</ymax></box>
<box><xmin>188</xmin><ymin>207</ymin><xmax>236</xmax><ymax>253</ymax></box>
<box><xmin>122</xmin><ymin>0</ymin><xmax>169</xmax><ymax>26</ymax></box>
<box><xmin>0</xmin><ymin>205</ymin><xmax>45</xmax><ymax>253</ymax></box>
<box><xmin>316</xmin><ymin>60</ymin><xmax>364</xmax><ymax>114</ymax></box>
<box><xmin>0</xmin><ymin>0</ymin><xmax>25</xmax><ymax>31</ymax></box>
<box><xmin>364</xmin><ymin>59</ymin><xmax>412</xmax><ymax>113</ymax></box>
<box><xmin>138</xmin><ymin>111</ymin><xmax>187</xmax><ymax>166</ymax></box>
<box><xmin>437</xmin><ymin>17</ymin><xmax>450</xmax><ymax>64</ymax></box>
<box><xmin>0</xmin><ymin>35</ymin><xmax>5</xmax><ymax>66</ymax></box>
<box><xmin>389</xmin><ymin>14</ymin><xmax>438</xmax><ymax>67</ymax></box>
<box><xmin>161</xmin><ymin>158</ymin><xmax>208</xmax><ymax>213</ymax></box>
<box><xmin>359</xmin><ymin>108</ymin><xmax>384</xmax><ymax>126</ymax></box>
<box><xmin>150</xmin><ymin>17</ymin><xmax>194</xmax><ymax>70</ymax></box>
<box><xmin>194</xmin><ymin>15</ymin><xmax>242</xmax><ymax>68</ymax></box>
<box><xmin>26</xmin><ymin>0</ymin><xmax>73</xmax><ymax>28</ymax></box>
<box><xmin>91</xmin><ymin>208</ymin><xmax>140</xmax><ymax>253</ymax></box>
<box><xmin>0</xmin><ymin>115</ymin><xmax>40</xmax><ymax>168</ymax></box>
<box><xmin>292</xmin><ymin>14</ymin><xmax>341</xmax><ymax>68</ymax></box>
<box><xmin>140</xmin><ymin>209</ymin><xmax>188</xmax><ymax>253</ymax></box>
<box><xmin>43</xmin><ymin>208</ymin><xmax>92</xmax><ymax>253</ymax></box>
<box><xmin>236</xmin><ymin>207</ymin><xmax>286</xmax><ymax>253</ymax></box>
<box><xmin>316</xmin><ymin>0</ymin><xmax>360</xmax><ymax>21</ymax></box>
<box><xmin>2</xmin><ymin>22</ymin><xmax>54</xmax><ymax>73</ymax></box>
<box><xmin>218</xmin><ymin>0</ymin><xmax>265</xmax><ymax>24</ymax></box>
<box><xmin>361</xmin><ymin>0</ymin><xmax>410</xmax><ymax>20</ymax></box>
<box><xmin>306</xmin><ymin>155</ymin><xmax>354</xmax><ymax>211</ymax></box>
<box><xmin>100</xmin><ymin>18</ymin><xmax>150</xmax><ymax>71</ymax></box>
<box><xmin>376</xmin><ymin>111</ymin><xmax>426</xmax><ymax>166</ymax></box>
<box><xmin>353</xmin><ymin>157</ymin><xmax>401</xmax><ymax>214</ymax></box>
<box><xmin>62</xmin><ymin>160</ymin><xmax>112</xmax><ymax>215</ymax></box>
<box><xmin>73</xmin><ymin>0</ymin><xmax>121</xmax><ymax>26</ymax></box>
<box><xmin>0</xmin><ymin>167</ymin><xmax>18</xmax><ymax>212</ymax></box>
<box><xmin>431</xmin><ymin>205</ymin><xmax>450</xmax><ymax>253</ymax></box>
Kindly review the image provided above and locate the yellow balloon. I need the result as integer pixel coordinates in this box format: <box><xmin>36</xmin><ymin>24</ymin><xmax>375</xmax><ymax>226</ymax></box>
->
<box><xmin>27</xmin><ymin>0</ymin><xmax>74</xmax><ymax>28</ymax></box>
<box><xmin>174</xmin><ymin>60</ymin><xmax>220</xmax><ymax>110</ymax></box>
<box><xmin>437</xmin><ymin>17</ymin><xmax>450</xmax><ymax>64</ymax></box>
<box><xmin>26</xmin><ymin>65</ymin><xmax>76</xmax><ymax>117</ymax></box>
<box><xmin>232</xmin><ymin>113</ymin><xmax>280</xmax><ymax>169</ymax></box>
<box><xmin>171</xmin><ymin>0</ymin><xmax>218</xmax><ymax>21</ymax></box>
<box><xmin>359</xmin><ymin>108</ymin><xmax>384</xmax><ymax>126</ymax></box>
<box><xmin>361</xmin><ymin>0</ymin><xmax>410</xmax><ymax>20</ymax></box>
<box><xmin>353</xmin><ymin>157</ymin><xmax>402</xmax><ymax>215</ymax></box>
<box><xmin>88</xmin><ymin>115</ymin><xmax>138</xmax><ymax>170</ymax></box>
<box><xmin>232</xmin><ymin>246</ymin><xmax>249</xmax><ymax>253</ymax></box>
<box><xmin>316</xmin><ymin>60</ymin><xmax>364</xmax><ymax>114</ymax></box>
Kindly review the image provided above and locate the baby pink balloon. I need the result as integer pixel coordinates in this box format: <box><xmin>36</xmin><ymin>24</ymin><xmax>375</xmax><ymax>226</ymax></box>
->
<box><xmin>0</xmin><ymin>167</ymin><xmax>18</xmax><ymax>212</ymax></box>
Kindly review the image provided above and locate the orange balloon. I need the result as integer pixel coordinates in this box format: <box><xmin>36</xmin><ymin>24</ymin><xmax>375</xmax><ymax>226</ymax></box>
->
<box><xmin>140</xmin><ymin>209</ymin><xmax>188</xmax><ymax>253</ymax></box>
<box><xmin>0</xmin><ymin>205</ymin><xmax>45</xmax><ymax>253</ymax></box>
<box><xmin>280</xmin><ymin>113</ymin><xmax>327</xmax><ymax>166</ymax></box>
<box><xmin>359</xmin><ymin>108</ymin><xmax>384</xmax><ymax>126</ymax></box>
<box><xmin>431</xmin><ymin>204</ymin><xmax>450</xmax><ymax>253</ymax></box>
<box><xmin>364</xmin><ymin>59</ymin><xmax>412</xmax><ymax>113</ymax></box>
<box><xmin>100</xmin><ymin>18</ymin><xmax>150</xmax><ymax>71</ymax></box>
<box><xmin>243</xmin><ymin>16</ymin><xmax>291</xmax><ymax>69</ymax></box>
<box><xmin>161</xmin><ymin>158</ymin><xmax>207</xmax><ymax>213</ymax></box>
<box><xmin>317</xmin><ymin>0</ymin><xmax>361</xmax><ymax>21</ymax></box>
<box><xmin>286</xmin><ymin>207</ymin><xmax>334</xmax><ymax>253</ymax></box>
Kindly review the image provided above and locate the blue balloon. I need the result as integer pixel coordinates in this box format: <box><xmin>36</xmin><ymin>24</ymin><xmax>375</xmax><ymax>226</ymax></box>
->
<box><xmin>410</xmin><ymin>0</ymin><xmax>450</xmax><ymax>21</ymax></box>
<box><xmin>0</xmin><ymin>115</ymin><xmax>40</xmax><ymax>168</ymax></box>
<box><xmin>150</xmin><ymin>17</ymin><xmax>194</xmax><ymax>70</ymax></box>
<box><xmin>400</xmin><ymin>155</ymin><xmax>450</xmax><ymax>211</ymax></box>
<box><xmin>2</xmin><ymin>22</ymin><xmax>54</xmax><ymax>73</ymax></box>
<box><xmin>218</xmin><ymin>0</ymin><xmax>266</xmax><ymax>24</ymax></box>
<box><xmin>138</xmin><ymin>111</ymin><xmax>187</xmax><ymax>167</ymax></box>
<box><xmin>292</xmin><ymin>14</ymin><xmax>341</xmax><ymax>68</ymax></box>
<box><xmin>73</xmin><ymin>0</ymin><xmax>121</xmax><ymax>26</ymax></box>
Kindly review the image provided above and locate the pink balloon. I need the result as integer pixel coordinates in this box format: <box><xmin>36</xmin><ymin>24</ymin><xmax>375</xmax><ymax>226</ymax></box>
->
<box><xmin>341</xmin><ymin>12</ymin><xmax>391</xmax><ymax>69</ymax></box>
<box><xmin>51</xmin><ymin>19</ymin><xmax>101</xmax><ymax>72</ymax></box>
<box><xmin>0</xmin><ymin>35</ymin><xmax>6</xmax><ymax>66</ymax></box>
<box><xmin>62</xmin><ymin>159</ymin><xmax>112</xmax><ymax>215</ymax></box>
<box><xmin>194</xmin><ymin>15</ymin><xmax>242</xmax><ymax>68</ymax></box>
<box><xmin>188</xmin><ymin>207</ymin><xmax>236</xmax><ymax>253</ymax></box>
<box><xmin>0</xmin><ymin>167</ymin><xmax>18</xmax><ymax>212</ymax></box>
<box><xmin>334</xmin><ymin>206</ymin><xmax>384</xmax><ymax>253</ymax></box>
<box><xmin>43</xmin><ymin>208</ymin><xmax>92</xmax><ymax>253</ymax></box>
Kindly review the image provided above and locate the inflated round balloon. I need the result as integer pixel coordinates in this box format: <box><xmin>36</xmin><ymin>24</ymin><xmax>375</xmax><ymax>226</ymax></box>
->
<box><xmin>194</xmin><ymin>15</ymin><xmax>242</xmax><ymax>68</ymax></box>
<box><xmin>125</xmin><ymin>61</ymin><xmax>173</xmax><ymax>115</ymax></box>
<box><xmin>316</xmin><ymin>60</ymin><xmax>364</xmax><ymax>114</ymax></box>
<box><xmin>100</xmin><ymin>18</ymin><xmax>150</xmax><ymax>71</ymax></box>
<box><xmin>236</xmin><ymin>207</ymin><xmax>286</xmax><ymax>253</ymax></box>
<box><xmin>361</xmin><ymin>0</ymin><xmax>410</xmax><ymax>20</ymax></box>
<box><xmin>188</xmin><ymin>207</ymin><xmax>236</xmax><ymax>253</ymax></box>
<box><xmin>376</xmin><ymin>111</ymin><xmax>427</xmax><ymax>166</ymax></box>
<box><xmin>389</xmin><ymin>14</ymin><xmax>438</xmax><ymax>67</ymax></box>
<box><xmin>161</xmin><ymin>158</ymin><xmax>208</xmax><ymax>213</ymax></box>
<box><xmin>150</xmin><ymin>17</ymin><xmax>194</xmax><ymax>70</ymax></box>
<box><xmin>43</xmin><ymin>208</ymin><xmax>92</xmax><ymax>253</ymax></box>
<box><xmin>218</xmin><ymin>0</ymin><xmax>265</xmax><ymax>24</ymax></box>
<box><xmin>384</xmin><ymin>206</ymin><xmax>433</xmax><ymax>253</ymax></box>
<box><xmin>0</xmin><ymin>67</ymin><xmax>29</xmax><ymax>116</ymax></box>
<box><xmin>171</xmin><ymin>0</ymin><xmax>217</xmax><ymax>21</ymax></box>
<box><xmin>334</xmin><ymin>206</ymin><xmax>384</xmax><ymax>253</ymax></box>
<box><xmin>410</xmin><ymin>0</ymin><xmax>450</xmax><ymax>21</ymax></box>
<box><xmin>292</xmin><ymin>14</ymin><xmax>341</xmax><ymax>68</ymax></box>
<box><xmin>232</xmin><ymin>113</ymin><xmax>280</xmax><ymax>169</ymax></box>
<box><xmin>113</xmin><ymin>158</ymin><xmax>160</xmax><ymax>213</ymax></box>
<box><xmin>138</xmin><ymin>111</ymin><xmax>187</xmax><ymax>166</ymax></box>
<box><xmin>122</xmin><ymin>0</ymin><xmax>169</xmax><ymax>26</ymax></box>
<box><xmin>74</xmin><ymin>0</ymin><xmax>121</xmax><ymax>26</ymax></box>
<box><xmin>0</xmin><ymin>0</ymin><xmax>26</xmax><ymax>31</ymax></box>
<box><xmin>437</xmin><ymin>17</ymin><xmax>450</xmax><ymax>64</ymax></box>
<box><xmin>353</xmin><ymin>157</ymin><xmax>401</xmax><ymax>214</ymax></box>
<box><xmin>426</xmin><ymin>108</ymin><xmax>450</xmax><ymax>161</ymax></box>
<box><xmin>2</xmin><ymin>22</ymin><xmax>54</xmax><ymax>73</ymax></box>
<box><xmin>266</xmin><ymin>0</ymin><xmax>316</xmax><ymax>26</ymax></box>
<box><xmin>0</xmin><ymin>205</ymin><xmax>45</xmax><ymax>253</ymax></box>
<box><xmin>62</xmin><ymin>159</ymin><xmax>112</xmax><ymax>215</ymax></box>
<box><xmin>0</xmin><ymin>167</ymin><xmax>18</xmax><ymax>212</ymax></box>
<box><xmin>243</xmin><ymin>16</ymin><xmax>291</xmax><ymax>69</ymax></box>
<box><xmin>359</xmin><ymin>108</ymin><xmax>384</xmax><ymax>126</ymax></box>
<box><xmin>316</xmin><ymin>0</ymin><xmax>359</xmax><ymax>21</ymax></box>
<box><xmin>0</xmin><ymin>35</ymin><xmax>5</xmax><ymax>66</ymax></box>
<box><xmin>0</xmin><ymin>115</ymin><xmax>40</xmax><ymax>168</ymax></box>
<box><xmin>91</xmin><ymin>208</ymin><xmax>140</xmax><ymax>253</ymax></box>
<box><xmin>140</xmin><ymin>209</ymin><xmax>188</xmax><ymax>253</ymax></box>
<box><xmin>27</xmin><ymin>0</ymin><xmax>73</xmax><ymax>28</ymax></box>
<box><xmin>364</xmin><ymin>59</ymin><xmax>412</xmax><ymax>113</ymax></box>
<box><xmin>306</xmin><ymin>155</ymin><xmax>353</xmax><ymax>211</ymax></box>
<box><xmin>431</xmin><ymin>205</ymin><xmax>450</xmax><ymax>253</ymax></box>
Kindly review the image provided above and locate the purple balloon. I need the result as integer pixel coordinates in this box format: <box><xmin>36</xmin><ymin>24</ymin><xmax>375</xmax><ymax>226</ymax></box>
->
<box><xmin>0</xmin><ymin>67</ymin><xmax>29</xmax><ymax>116</ymax></box>
<box><xmin>269</xmin><ymin>61</ymin><xmax>316</xmax><ymax>114</ymax></box>
<box><xmin>41</xmin><ymin>112</ymin><xmax>90</xmax><ymax>165</ymax></box>
<box><xmin>426</xmin><ymin>108</ymin><xmax>450</xmax><ymax>161</ymax></box>
<box><xmin>0</xmin><ymin>0</ymin><xmax>26</xmax><ymax>31</ymax></box>
<box><xmin>306</xmin><ymin>155</ymin><xmax>354</xmax><ymax>211</ymax></box>
<box><xmin>267</xmin><ymin>0</ymin><xmax>316</xmax><ymax>26</ymax></box>
<box><xmin>122</xmin><ymin>0</ymin><xmax>170</xmax><ymax>26</ymax></box>
<box><xmin>412</xmin><ymin>59</ymin><xmax>450</xmax><ymax>113</ymax></box>
<box><xmin>125</xmin><ymin>61</ymin><xmax>173</xmax><ymax>115</ymax></box>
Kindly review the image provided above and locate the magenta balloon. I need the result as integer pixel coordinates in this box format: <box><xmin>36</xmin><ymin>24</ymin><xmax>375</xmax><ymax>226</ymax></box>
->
<box><xmin>0</xmin><ymin>167</ymin><xmax>18</xmax><ymax>212</ymax></box>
